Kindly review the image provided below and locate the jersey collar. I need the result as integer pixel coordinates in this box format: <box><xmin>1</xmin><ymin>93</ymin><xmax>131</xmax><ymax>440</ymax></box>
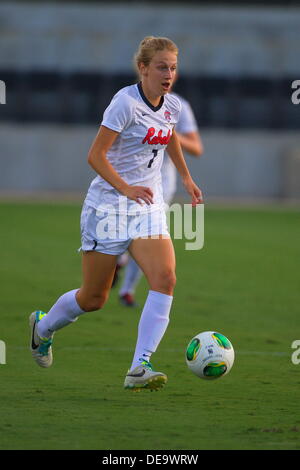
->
<box><xmin>137</xmin><ymin>82</ymin><xmax>164</xmax><ymax>112</ymax></box>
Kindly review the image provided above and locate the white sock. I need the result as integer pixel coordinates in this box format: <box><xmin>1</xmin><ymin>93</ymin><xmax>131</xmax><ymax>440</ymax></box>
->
<box><xmin>130</xmin><ymin>290</ymin><xmax>173</xmax><ymax>370</ymax></box>
<box><xmin>119</xmin><ymin>257</ymin><xmax>143</xmax><ymax>296</ymax></box>
<box><xmin>118</xmin><ymin>252</ymin><xmax>129</xmax><ymax>267</ymax></box>
<box><xmin>37</xmin><ymin>289</ymin><xmax>85</xmax><ymax>338</ymax></box>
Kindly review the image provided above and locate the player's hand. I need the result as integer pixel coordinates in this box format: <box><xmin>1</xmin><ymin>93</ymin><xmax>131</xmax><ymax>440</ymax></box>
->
<box><xmin>123</xmin><ymin>185</ymin><xmax>154</xmax><ymax>205</ymax></box>
<box><xmin>182</xmin><ymin>176</ymin><xmax>204</xmax><ymax>206</ymax></box>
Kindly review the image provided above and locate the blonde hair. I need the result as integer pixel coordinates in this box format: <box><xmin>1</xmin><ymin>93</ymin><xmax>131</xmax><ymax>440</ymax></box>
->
<box><xmin>134</xmin><ymin>36</ymin><xmax>178</xmax><ymax>76</ymax></box>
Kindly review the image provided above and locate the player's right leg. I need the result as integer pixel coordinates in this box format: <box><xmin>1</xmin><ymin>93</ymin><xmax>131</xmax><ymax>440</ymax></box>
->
<box><xmin>76</xmin><ymin>250</ymin><xmax>117</xmax><ymax>312</ymax></box>
<box><xmin>29</xmin><ymin>250</ymin><xmax>117</xmax><ymax>368</ymax></box>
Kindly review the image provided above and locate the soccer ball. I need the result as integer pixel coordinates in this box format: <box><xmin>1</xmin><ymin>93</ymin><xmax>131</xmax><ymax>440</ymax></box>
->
<box><xmin>186</xmin><ymin>331</ymin><xmax>234</xmax><ymax>380</ymax></box>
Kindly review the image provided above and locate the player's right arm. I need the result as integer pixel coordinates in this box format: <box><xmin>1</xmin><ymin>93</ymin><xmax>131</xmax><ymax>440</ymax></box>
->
<box><xmin>87</xmin><ymin>125</ymin><xmax>153</xmax><ymax>205</ymax></box>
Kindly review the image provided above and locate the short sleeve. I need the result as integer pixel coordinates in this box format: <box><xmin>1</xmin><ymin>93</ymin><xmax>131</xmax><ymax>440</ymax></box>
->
<box><xmin>176</xmin><ymin>98</ymin><xmax>198</xmax><ymax>134</ymax></box>
<box><xmin>101</xmin><ymin>92</ymin><xmax>134</xmax><ymax>133</ymax></box>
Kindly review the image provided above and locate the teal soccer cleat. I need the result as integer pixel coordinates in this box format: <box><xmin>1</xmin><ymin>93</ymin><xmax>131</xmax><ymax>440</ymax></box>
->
<box><xmin>29</xmin><ymin>311</ymin><xmax>53</xmax><ymax>368</ymax></box>
<box><xmin>124</xmin><ymin>360</ymin><xmax>167</xmax><ymax>392</ymax></box>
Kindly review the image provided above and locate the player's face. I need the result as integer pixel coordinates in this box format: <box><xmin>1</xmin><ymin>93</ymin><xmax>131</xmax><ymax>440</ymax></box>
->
<box><xmin>140</xmin><ymin>50</ymin><xmax>178</xmax><ymax>98</ymax></box>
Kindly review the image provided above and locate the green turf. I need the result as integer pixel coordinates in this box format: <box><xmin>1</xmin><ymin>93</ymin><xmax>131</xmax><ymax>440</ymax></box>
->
<box><xmin>0</xmin><ymin>201</ymin><xmax>299</xmax><ymax>450</ymax></box>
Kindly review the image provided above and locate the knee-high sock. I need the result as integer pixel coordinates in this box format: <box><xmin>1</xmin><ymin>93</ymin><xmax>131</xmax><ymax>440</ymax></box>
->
<box><xmin>119</xmin><ymin>257</ymin><xmax>143</xmax><ymax>296</ymax></box>
<box><xmin>37</xmin><ymin>289</ymin><xmax>85</xmax><ymax>338</ymax></box>
<box><xmin>130</xmin><ymin>290</ymin><xmax>173</xmax><ymax>370</ymax></box>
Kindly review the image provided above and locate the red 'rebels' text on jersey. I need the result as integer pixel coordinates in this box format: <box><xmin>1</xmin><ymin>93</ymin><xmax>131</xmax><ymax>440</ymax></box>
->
<box><xmin>142</xmin><ymin>127</ymin><xmax>172</xmax><ymax>145</ymax></box>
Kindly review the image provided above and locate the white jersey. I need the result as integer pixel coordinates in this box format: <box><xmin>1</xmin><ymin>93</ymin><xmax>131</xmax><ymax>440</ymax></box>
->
<box><xmin>84</xmin><ymin>83</ymin><xmax>181</xmax><ymax>214</ymax></box>
<box><xmin>161</xmin><ymin>93</ymin><xmax>198</xmax><ymax>205</ymax></box>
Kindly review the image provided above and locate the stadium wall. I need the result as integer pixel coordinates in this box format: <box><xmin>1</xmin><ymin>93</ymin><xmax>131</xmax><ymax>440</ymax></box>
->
<box><xmin>1</xmin><ymin>123</ymin><xmax>299</xmax><ymax>200</ymax></box>
<box><xmin>1</xmin><ymin>2</ymin><xmax>300</xmax><ymax>200</ymax></box>
<box><xmin>1</xmin><ymin>2</ymin><xmax>300</xmax><ymax>77</ymax></box>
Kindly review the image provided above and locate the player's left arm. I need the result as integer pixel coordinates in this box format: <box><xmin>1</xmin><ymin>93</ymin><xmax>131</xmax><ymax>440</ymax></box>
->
<box><xmin>166</xmin><ymin>130</ymin><xmax>203</xmax><ymax>206</ymax></box>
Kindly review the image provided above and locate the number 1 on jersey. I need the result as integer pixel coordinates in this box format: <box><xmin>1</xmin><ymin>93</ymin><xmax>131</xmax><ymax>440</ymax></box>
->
<box><xmin>148</xmin><ymin>149</ymin><xmax>158</xmax><ymax>168</ymax></box>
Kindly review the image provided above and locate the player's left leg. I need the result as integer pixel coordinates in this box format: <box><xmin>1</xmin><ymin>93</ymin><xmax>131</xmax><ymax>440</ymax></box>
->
<box><xmin>118</xmin><ymin>161</ymin><xmax>176</xmax><ymax>308</ymax></box>
<box><xmin>123</xmin><ymin>236</ymin><xmax>176</xmax><ymax>391</ymax></box>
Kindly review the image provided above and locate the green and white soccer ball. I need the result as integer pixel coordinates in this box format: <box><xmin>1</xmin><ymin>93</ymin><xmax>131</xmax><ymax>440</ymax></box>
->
<box><xmin>186</xmin><ymin>331</ymin><xmax>234</xmax><ymax>380</ymax></box>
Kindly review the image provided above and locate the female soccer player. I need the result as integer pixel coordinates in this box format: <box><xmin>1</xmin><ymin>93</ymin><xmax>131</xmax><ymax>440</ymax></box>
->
<box><xmin>118</xmin><ymin>89</ymin><xmax>203</xmax><ymax>307</ymax></box>
<box><xmin>29</xmin><ymin>36</ymin><xmax>203</xmax><ymax>392</ymax></box>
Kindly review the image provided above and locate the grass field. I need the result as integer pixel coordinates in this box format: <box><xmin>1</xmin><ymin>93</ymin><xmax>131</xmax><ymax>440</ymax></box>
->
<box><xmin>0</xmin><ymin>201</ymin><xmax>299</xmax><ymax>450</ymax></box>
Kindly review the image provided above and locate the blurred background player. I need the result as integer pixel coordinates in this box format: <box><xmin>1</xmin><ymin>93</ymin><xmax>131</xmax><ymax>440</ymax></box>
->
<box><xmin>116</xmin><ymin>88</ymin><xmax>204</xmax><ymax>307</ymax></box>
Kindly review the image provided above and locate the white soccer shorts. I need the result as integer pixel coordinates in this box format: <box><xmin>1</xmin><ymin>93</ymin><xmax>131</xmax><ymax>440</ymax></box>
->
<box><xmin>79</xmin><ymin>203</ymin><xmax>170</xmax><ymax>256</ymax></box>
